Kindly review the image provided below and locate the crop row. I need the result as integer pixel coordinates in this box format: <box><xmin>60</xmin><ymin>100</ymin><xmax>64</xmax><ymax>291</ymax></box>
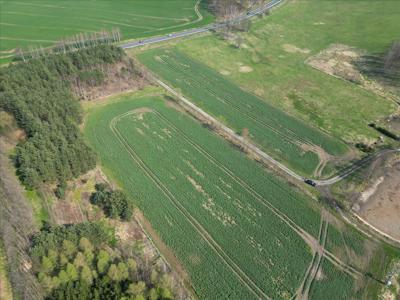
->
<box><xmin>309</xmin><ymin>258</ymin><xmax>355</xmax><ymax>300</ymax></box>
<box><xmin>138</xmin><ymin>49</ymin><xmax>348</xmax><ymax>176</ymax></box>
<box><xmin>84</xmin><ymin>97</ymin><xmax>322</xmax><ymax>299</ymax></box>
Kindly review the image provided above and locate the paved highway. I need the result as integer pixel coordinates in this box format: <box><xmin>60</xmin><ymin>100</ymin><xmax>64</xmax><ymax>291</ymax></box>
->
<box><xmin>120</xmin><ymin>0</ymin><xmax>399</xmax><ymax>187</ymax></box>
<box><xmin>121</xmin><ymin>0</ymin><xmax>282</xmax><ymax>49</ymax></box>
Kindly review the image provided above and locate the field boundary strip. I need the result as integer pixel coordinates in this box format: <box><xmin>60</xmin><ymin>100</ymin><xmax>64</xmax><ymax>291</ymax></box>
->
<box><xmin>109</xmin><ymin>110</ymin><xmax>271</xmax><ymax>300</ymax></box>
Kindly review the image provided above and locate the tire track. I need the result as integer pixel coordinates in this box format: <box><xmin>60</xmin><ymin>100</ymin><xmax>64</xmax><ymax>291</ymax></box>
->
<box><xmin>299</xmin><ymin>219</ymin><xmax>328</xmax><ymax>300</ymax></box>
<box><xmin>155</xmin><ymin>109</ymin><xmax>364</xmax><ymax>285</ymax></box>
<box><xmin>158</xmin><ymin>55</ymin><xmax>317</xmax><ymax>150</ymax></box>
<box><xmin>110</xmin><ymin>108</ymin><xmax>364</xmax><ymax>298</ymax></box>
<box><xmin>110</xmin><ymin>112</ymin><xmax>270</xmax><ymax>300</ymax></box>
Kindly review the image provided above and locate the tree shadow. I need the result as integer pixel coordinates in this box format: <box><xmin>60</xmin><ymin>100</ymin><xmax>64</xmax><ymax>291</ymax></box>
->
<box><xmin>353</xmin><ymin>43</ymin><xmax>400</xmax><ymax>89</ymax></box>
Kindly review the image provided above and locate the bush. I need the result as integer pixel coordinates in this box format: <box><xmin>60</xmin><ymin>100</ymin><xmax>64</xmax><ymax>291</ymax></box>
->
<box><xmin>90</xmin><ymin>184</ymin><xmax>133</xmax><ymax>221</ymax></box>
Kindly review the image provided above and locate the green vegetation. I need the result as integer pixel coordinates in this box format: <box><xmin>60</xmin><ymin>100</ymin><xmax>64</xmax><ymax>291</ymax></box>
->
<box><xmin>85</xmin><ymin>93</ymin><xmax>341</xmax><ymax>298</ymax></box>
<box><xmin>309</xmin><ymin>259</ymin><xmax>355</xmax><ymax>300</ymax></box>
<box><xmin>0</xmin><ymin>45</ymin><xmax>136</xmax><ymax>188</ymax></box>
<box><xmin>90</xmin><ymin>183</ymin><xmax>133</xmax><ymax>221</ymax></box>
<box><xmin>326</xmin><ymin>224</ymin><xmax>366</xmax><ymax>258</ymax></box>
<box><xmin>139</xmin><ymin>49</ymin><xmax>347</xmax><ymax>176</ymax></box>
<box><xmin>84</xmin><ymin>92</ymin><xmax>397</xmax><ymax>298</ymax></box>
<box><xmin>0</xmin><ymin>0</ymin><xmax>213</xmax><ymax>53</ymax></box>
<box><xmin>175</xmin><ymin>0</ymin><xmax>399</xmax><ymax>145</ymax></box>
<box><xmin>25</xmin><ymin>190</ymin><xmax>50</xmax><ymax>227</ymax></box>
<box><xmin>30</xmin><ymin>222</ymin><xmax>175</xmax><ymax>299</ymax></box>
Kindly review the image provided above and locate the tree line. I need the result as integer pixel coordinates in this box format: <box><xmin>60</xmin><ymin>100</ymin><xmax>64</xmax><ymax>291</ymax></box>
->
<box><xmin>207</xmin><ymin>0</ymin><xmax>266</xmax><ymax>19</ymax></box>
<box><xmin>15</xmin><ymin>28</ymin><xmax>122</xmax><ymax>62</ymax></box>
<box><xmin>0</xmin><ymin>45</ymin><xmax>129</xmax><ymax>189</ymax></box>
<box><xmin>30</xmin><ymin>222</ymin><xmax>175</xmax><ymax>300</ymax></box>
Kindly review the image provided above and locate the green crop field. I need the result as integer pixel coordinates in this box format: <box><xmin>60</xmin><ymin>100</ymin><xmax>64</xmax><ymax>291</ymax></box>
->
<box><xmin>0</xmin><ymin>0</ymin><xmax>213</xmax><ymax>53</ymax></box>
<box><xmin>84</xmin><ymin>91</ymin><xmax>393</xmax><ymax>299</ymax></box>
<box><xmin>138</xmin><ymin>49</ymin><xmax>348</xmax><ymax>176</ymax></box>
<box><xmin>174</xmin><ymin>0</ymin><xmax>399</xmax><ymax>145</ymax></box>
<box><xmin>309</xmin><ymin>258</ymin><xmax>355</xmax><ymax>300</ymax></box>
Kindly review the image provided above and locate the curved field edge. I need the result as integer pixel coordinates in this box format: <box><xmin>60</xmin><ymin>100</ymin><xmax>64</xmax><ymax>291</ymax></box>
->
<box><xmin>84</xmin><ymin>95</ymin><xmax>324</xmax><ymax>298</ymax></box>
<box><xmin>83</xmin><ymin>92</ymin><xmax>397</xmax><ymax>299</ymax></box>
<box><xmin>0</xmin><ymin>0</ymin><xmax>214</xmax><ymax>53</ymax></box>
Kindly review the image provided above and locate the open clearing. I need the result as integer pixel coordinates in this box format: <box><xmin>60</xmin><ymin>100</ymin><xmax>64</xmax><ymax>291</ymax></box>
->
<box><xmin>0</xmin><ymin>0</ymin><xmax>213</xmax><ymax>53</ymax></box>
<box><xmin>357</xmin><ymin>160</ymin><xmax>400</xmax><ymax>241</ymax></box>
<box><xmin>84</xmin><ymin>92</ymin><xmax>394</xmax><ymax>299</ymax></box>
<box><xmin>174</xmin><ymin>0</ymin><xmax>399</xmax><ymax>146</ymax></box>
<box><xmin>139</xmin><ymin>49</ymin><xmax>347</xmax><ymax>177</ymax></box>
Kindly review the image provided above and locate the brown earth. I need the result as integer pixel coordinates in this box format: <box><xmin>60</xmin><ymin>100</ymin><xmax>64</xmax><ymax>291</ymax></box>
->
<box><xmin>356</xmin><ymin>160</ymin><xmax>400</xmax><ymax>241</ymax></box>
<box><xmin>306</xmin><ymin>44</ymin><xmax>399</xmax><ymax>103</ymax></box>
<box><xmin>72</xmin><ymin>59</ymin><xmax>148</xmax><ymax>101</ymax></box>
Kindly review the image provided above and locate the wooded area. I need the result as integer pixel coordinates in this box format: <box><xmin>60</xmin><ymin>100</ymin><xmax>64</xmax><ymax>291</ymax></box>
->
<box><xmin>0</xmin><ymin>46</ymin><xmax>135</xmax><ymax>189</ymax></box>
<box><xmin>30</xmin><ymin>222</ymin><xmax>175</xmax><ymax>300</ymax></box>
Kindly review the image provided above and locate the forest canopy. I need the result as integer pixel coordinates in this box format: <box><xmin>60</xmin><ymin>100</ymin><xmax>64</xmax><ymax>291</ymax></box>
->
<box><xmin>30</xmin><ymin>222</ymin><xmax>175</xmax><ymax>300</ymax></box>
<box><xmin>0</xmin><ymin>46</ymin><xmax>128</xmax><ymax>188</ymax></box>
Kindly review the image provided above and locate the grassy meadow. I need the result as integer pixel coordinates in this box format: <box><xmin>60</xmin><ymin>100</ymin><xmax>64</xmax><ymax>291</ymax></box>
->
<box><xmin>174</xmin><ymin>0</ymin><xmax>400</xmax><ymax>145</ymax></box>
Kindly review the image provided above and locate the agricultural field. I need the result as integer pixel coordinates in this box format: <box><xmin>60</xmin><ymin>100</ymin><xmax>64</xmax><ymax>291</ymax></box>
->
<box><xmin>139</xmin><ymin>49</ymin><xmax>348</xmax><ymax>176</ymax></box>
<box><xmin>173</xmin><ymin>0</ymin><xmax>400</xmax><ymax>146</ymax></box>
<box><xmin>0</xmin><ymin>0</ymin><xmax>213</xmax><ymax>58</ymax></box>
<box><xmin>84</xmin><ymin>91</ymin><xmax>394</xmax><ymax>299</ymax></box>
<box><xmin>308</xmin><ymin>259</ymin><xmax>355</xmax><ymax>300</ymax></box>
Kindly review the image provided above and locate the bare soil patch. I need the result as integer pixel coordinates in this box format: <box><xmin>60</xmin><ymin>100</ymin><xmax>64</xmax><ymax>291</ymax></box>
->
<box><xmin>52</xmin><ymin>199</ymin><xmax>85</xmax><ymax>225</ymax></box>
<box><xmin>51</xmin><ymin>167</ymin><xmax>110</xmax><ymax>224</ymax></box>
<box><xmin>307</xmin><ymin>44</ymin><xmax>398</xmax><ymax>102</ymax></box>
<box><xmin>239</xmin><ymin>65</ymin><xmax>253</xmax><ymax>73</ymax></box>
<box><xmin>282</xmin><ymin>44</ymin><xmax>310</xmax><ymax>54</ymax></box>
<box><xmin>355</xmin><ymin>159</ymin><xmax>400</xmax><ymax>240</ymax></box>
<box><xmin>72</xmin><ymin>60</ymin><xmax>148</xmax><ymax>101</ymax></box>
<box><xmin>219</xmin><ymin>69</ymin><xmax>231</xmax><ymax>75</ymax></box>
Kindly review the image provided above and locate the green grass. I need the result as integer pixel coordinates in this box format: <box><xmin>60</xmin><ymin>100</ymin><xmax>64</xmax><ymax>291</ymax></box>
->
<box><xmin>174</xmin><ymin>0</ymin><xmax>399</xmax><ymax>145</ymax></box>
<box><xmin>25</xmin><ymin>189</ymin><xmax>50</xmax><ymax>227</ymax></box>
<box><xmin>0</xmin><ymin>0</ymin><xmax>214</xmax><ymax>53</ymax></box>
<box><xmin>309</xmin><ymin>259</ymin><xmax>355</xmax><ymax>300</ymax></box>
<box><xmin>326</xmin><ymin>224</ymin><xmax>366</xmax><ymax>258</ymax></box>
<box><xmin>84</xmin><ymin>93</ymin><xmax>326</xmax><ymax>299</ymax></box>
<box><xmin>138</xmin><ymin>49</ymin><xmax>347</xmax><ymax>176</ymax></box>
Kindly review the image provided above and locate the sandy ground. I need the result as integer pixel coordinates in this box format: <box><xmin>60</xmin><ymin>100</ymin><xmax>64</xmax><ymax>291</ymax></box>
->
<box><xmin>357</xmin><ymin>162</ymin><xmax>400</xmax><ymax>240</ymax></box>
<box><xmin>306</xmin><ymin>44</ymin><xmax>398</xmax><ymax>103</ymax></box>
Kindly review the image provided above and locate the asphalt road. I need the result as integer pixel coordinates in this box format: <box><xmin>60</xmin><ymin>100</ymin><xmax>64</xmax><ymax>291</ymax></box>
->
<box><xmin>121</xmin><ymin>0</ymin><xmax>399</xmax><ymax>187</ymax></box>
<box><xmin>158</xmin><ymin>79</ymin><xmax>400</xmax><ymax>187</ymax></box>
<box><xmin>121</xmin><ymin>0</ymin><xmax>282</xmax><ymax>49</ymax></box>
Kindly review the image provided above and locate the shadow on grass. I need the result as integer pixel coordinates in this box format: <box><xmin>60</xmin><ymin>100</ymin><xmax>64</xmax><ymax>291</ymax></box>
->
<box><xmin>354</xmin><ymin>42</ymin><xmax>400</xmax><ymax>95</ymax></box>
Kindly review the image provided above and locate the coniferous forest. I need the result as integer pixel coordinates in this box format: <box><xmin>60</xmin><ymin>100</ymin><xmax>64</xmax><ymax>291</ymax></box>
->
<box><xmin>0</xmin><ymin>46</ymin><xmax>128</xmax><ymax>188</ymax></box>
